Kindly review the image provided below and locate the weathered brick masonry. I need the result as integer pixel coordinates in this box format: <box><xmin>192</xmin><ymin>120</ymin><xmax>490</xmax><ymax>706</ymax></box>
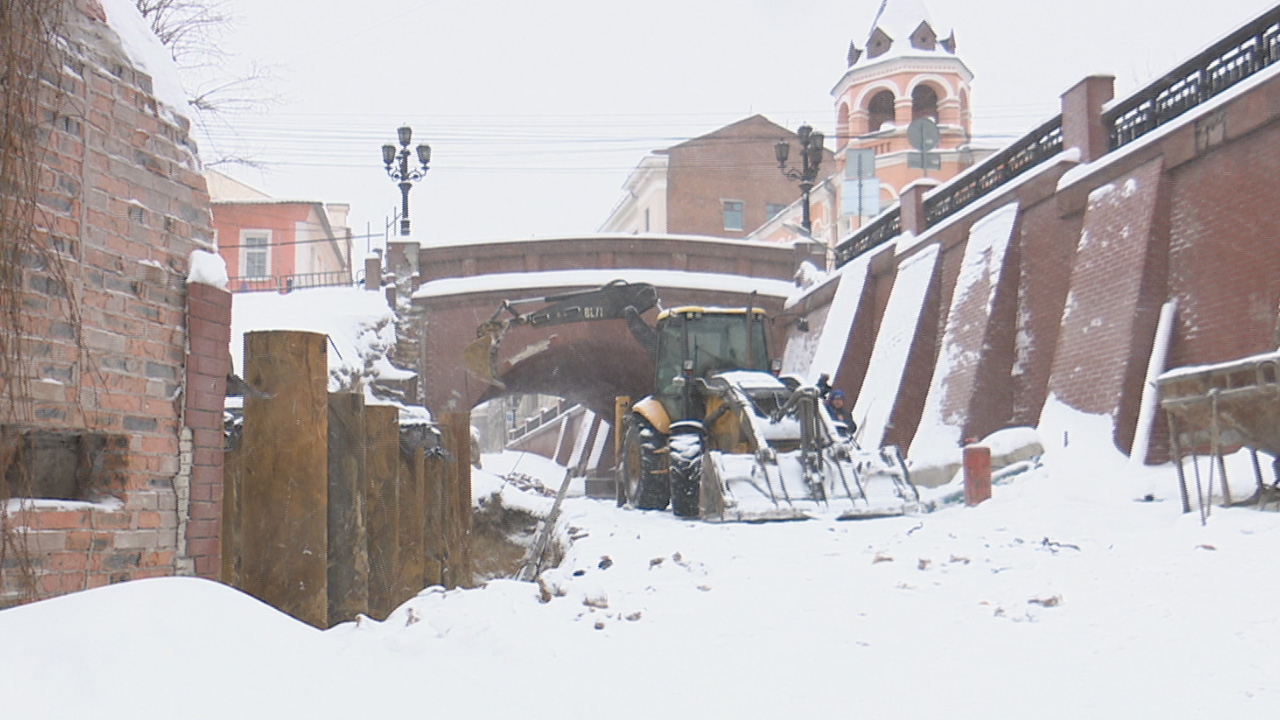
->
<box><xmin>1</xmin><ymin>2</ymin><xmax>227</xmax><ymax>606</ymax></box>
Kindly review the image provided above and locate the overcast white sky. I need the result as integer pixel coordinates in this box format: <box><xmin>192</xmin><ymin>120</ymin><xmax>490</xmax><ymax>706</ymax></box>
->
<box><xmin>193</xmin><ymin>0</ymin><xmax>1276</xmax><ymax>251</ymax></box>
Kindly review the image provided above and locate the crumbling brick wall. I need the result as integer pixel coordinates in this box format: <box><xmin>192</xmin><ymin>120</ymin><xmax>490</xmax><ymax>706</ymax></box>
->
<box><xmin>1</xmin><ymin>1</ymin><xmax>223</xmax><ymax>607</ymax></box>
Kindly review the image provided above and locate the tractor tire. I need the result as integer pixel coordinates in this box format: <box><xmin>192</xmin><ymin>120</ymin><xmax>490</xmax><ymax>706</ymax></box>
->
<box><xmin>619</xmin><ymin>416</ymin><xmax>669</xmax><ymax>510</ymax></box>
<box><xmin>668</xmin><ymin>432</ymin><xmax>703</xmax><ymax>518</ymax></box>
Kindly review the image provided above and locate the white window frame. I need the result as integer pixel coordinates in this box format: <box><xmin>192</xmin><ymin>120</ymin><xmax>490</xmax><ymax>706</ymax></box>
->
<box><xmin>240</xmin><ymin>229</ymin><xmax>272</xmax><ymax>278</ymax></box>
<box><xmin>723</xmin><ymin>200</ymin><xmax>744</xmax><ymax>231</ymax></box>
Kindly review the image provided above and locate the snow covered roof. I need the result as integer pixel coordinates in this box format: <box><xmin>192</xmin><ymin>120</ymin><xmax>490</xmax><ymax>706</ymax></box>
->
<box><xmin>205</xmin><ymin>170</ymin><xmax>272</xmax><ymax>202</ymax></box>
<box><xmin>848</xmin><ymin>0</ymin><xmax>957</xmax><ymax>67</ymax></box>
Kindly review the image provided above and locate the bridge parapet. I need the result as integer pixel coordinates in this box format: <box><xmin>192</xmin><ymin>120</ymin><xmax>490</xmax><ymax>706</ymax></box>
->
<box><xmin>419</xmin><ymin>234</ymin><xmax>801</xmax><ymax>285</ymax></box>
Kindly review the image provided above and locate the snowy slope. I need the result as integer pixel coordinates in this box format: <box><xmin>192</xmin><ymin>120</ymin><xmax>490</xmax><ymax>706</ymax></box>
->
<box><xmin>4</xmin><ymin>424</ymin><xmax>1279</xmax><ymax>719</ymax></box>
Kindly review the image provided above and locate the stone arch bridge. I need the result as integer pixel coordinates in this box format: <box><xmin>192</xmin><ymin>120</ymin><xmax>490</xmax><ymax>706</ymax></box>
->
<box><xmin>396</xmin><ymin>234</ymin><xmax>816</xmax><ymax>419</ymax></box>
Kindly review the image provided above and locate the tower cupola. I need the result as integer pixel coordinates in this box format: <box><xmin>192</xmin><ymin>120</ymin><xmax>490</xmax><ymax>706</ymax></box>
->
<box><xmin>831</xmin><ymin>0</ymin><xmax>977</xmax><ymax>231</ymax></box>
<box><xmin>849</xmin><ymin>0</ymin><xmax>957</xmax><ymax>66</ymax></box>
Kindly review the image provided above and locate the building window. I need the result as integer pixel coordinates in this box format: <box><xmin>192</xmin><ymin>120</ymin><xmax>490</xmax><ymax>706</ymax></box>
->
<box><xmin>766</xmin><ymin>203</ymin><xmax>787</xmax><ymax>220</ymax></box>
<box><xmin>723</xmin><ymin>200</ymin><xmax>744</xmax><ymax>231</ymax></box>
<box><xmin>241</xmin><ymin>230</ymin><xmax>271</xmax><ymax>278</ymax></box>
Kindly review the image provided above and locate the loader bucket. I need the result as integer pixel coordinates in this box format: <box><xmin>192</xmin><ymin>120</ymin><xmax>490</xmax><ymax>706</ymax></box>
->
<box><xmin>694</xmin><ymin>371</ymin><xmax>922</xmax><ymax>522</ymax></box>
<box><xmin>462</xmin><ymin>331</ymin><xmax>505</xmax><ymax>388</ymax></box>
<box><xmin>703</xmin><ymin>445</ymin><xmax>921</xmax><ymax>522</ymax></box>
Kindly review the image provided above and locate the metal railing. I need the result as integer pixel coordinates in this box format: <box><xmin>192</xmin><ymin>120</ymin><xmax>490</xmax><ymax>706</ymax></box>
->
<box><xmin>507</xmin><ymin>399</ymin><xmax>575</xmax><ymax>444</ymax></box>
<box><xmin>832</xmin><ymin>115</ymin><xmax>1062</xmax><ymax>268</ymax></box>
<box><xmin>1106</xmin><ymin>6</ymin><xmax>1280</xmax><ymax>149</ymax></box>
<box><xmin>923</xmin><ymin>116</ymin><xmax>1063</xmax><ymax>225</ymax></box>
<box><xmin>832</xmin><ymin>208</ymin><xmax>900</xmax><ymax>267</ymax></box>
<box><xmin>228</xmin><ymin>270</ymin><xmax>354</xmax><ymax>294</ymax></box>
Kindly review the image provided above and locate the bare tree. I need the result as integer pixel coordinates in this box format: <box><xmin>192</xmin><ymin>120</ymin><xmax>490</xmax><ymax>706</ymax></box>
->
<box><xmin>134</xmin><ymin>0</ymin><xmax>229</xmax><ymax>67</ymax></box>
<box><xmin>133</xmin><ymin>0</ymin><xmax>275</xmax><ymax>167</ymax></box>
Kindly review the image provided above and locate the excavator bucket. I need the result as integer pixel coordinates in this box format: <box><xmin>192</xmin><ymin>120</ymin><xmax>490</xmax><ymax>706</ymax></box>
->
<box><xmin>461</xmin><ymin>281</ymin><xmax>660</xmax><ymax>390</ymax></box>
<box><xmin>462</xmin><ymin>326</ymin><xmax>505</xmax><ymax>388</ymax></box>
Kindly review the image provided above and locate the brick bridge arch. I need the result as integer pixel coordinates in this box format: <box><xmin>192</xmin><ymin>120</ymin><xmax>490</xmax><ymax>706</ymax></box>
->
<box><xmin>402</xmin><ymin>235</ymin><xmax>813</xmax><ymax>417</ymax></box>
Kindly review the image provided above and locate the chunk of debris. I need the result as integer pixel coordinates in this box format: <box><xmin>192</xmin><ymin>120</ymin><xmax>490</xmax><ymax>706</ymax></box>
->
<box><xmin>598</xmin><ymin>556</ymin><xmax>613</xmax><ymax>570</ymax></box>
<box><xmin>1028</xmin><ymin>595</ymin><xmax>1062</xmax><ymax>608</ymax></box>
<box><xmin>872</xmin><ymin>552</ymin><xmax>894</xmax><ymax>564</ymax></box>
<box><xmin>1041</xmin><ymin>537</ymin><xmax>1081</xmax><ymax>553</ymax></box>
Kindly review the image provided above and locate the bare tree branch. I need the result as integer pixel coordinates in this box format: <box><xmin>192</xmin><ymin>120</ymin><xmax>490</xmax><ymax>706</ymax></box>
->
<box><xmin>133</xmin><ymin>1</ymin><xmax>276</xmax><ymax>168</ymax></box>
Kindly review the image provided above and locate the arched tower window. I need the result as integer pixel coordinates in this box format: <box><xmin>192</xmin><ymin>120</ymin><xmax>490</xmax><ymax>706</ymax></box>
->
<box><xmin>867</xmin><ymin>90</ymin><xmax>895</xmax><ymax>133</ymax></box>
<box><xmin>912</xmin><ymin>84</ymin><xmax>939</xmax><ymax>122</ymax></box>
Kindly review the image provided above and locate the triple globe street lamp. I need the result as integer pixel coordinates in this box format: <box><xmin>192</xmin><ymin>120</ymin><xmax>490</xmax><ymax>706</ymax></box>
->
<box><xmin>775</xmin><ymin>124</ymin><xmax>826</xmax><ymax>234</ymax></box>
<box><xmin>382</xmin><ymin>125</ymin><xmax>432</xmax><ymax>237</ymax></box>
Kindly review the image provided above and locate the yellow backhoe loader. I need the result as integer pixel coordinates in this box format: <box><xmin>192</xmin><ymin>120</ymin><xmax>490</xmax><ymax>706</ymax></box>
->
<box><xmin>464</xmin><ymin>281</ymin><xmax>919</xmax><ymax>521</ymax></box>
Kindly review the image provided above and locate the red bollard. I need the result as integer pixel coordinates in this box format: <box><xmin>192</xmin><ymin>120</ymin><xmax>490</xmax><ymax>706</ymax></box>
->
<box><xmin>963</xmin><ymin>444</ymin><xmax>992</xmax><ymax>506</ymax></box>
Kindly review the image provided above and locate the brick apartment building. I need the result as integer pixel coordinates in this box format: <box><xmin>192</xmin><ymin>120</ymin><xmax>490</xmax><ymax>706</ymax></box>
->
<box><xmin>1</xmin><ymin>0</ymin><xmax>229</xmax><ymax>607</ymax></box>
<box><xmin>600</xmin><ymin>115</ymin><xmax>837</xmax><ymax>239</ymax></box>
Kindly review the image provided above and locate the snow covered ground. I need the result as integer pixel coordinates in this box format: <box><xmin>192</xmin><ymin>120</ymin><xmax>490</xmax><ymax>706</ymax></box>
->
<box><xmin>3</xmin><ymin>416</ymin><xmax>1279</xmax><ymax>719</ymax></box>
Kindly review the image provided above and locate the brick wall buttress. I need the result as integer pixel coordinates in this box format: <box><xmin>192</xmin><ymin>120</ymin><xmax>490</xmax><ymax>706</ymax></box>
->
<box><xmin>1044</xmin><ymin>158</ymin><xmax>1169</xmax><ymax>450</ymax></box>
<box><xmin>183</xmin><ymin>282</ymin><xmax>231</xmax><ymax>578</ymax></box>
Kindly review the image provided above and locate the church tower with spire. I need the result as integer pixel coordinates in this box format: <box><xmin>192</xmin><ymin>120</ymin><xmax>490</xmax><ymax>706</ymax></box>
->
<box><xmin>832</xmin><ymin>0</ymin><xmax>975</xmax><ymax>227</ymax></box>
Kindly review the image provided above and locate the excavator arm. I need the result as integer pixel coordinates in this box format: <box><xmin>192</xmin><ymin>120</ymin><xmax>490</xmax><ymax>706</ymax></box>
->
<box><xmin>463</xmin><ymin>280</ymin><xmax>660</xmax><ymax>387</ymax></box>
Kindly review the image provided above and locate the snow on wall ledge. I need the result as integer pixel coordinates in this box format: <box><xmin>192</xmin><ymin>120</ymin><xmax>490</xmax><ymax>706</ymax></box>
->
<box><xmin>414</xmin><ymin>268</ymin><xmax>796</xmax><ymax>300</ymax></box>
<box><xmin>187</xmin><ymin>250</ymin><xmax>229</xmax><ymax>291</ymax></box>
<box><xmin>781</xmin><ymin>254</ymin><xmax>870</xmax><ymax>383</ymax></box>
<box><xmin>853</xmin><ymin>243</ymin><xmax>940</xmax><ymax>450</ymax></box>
<box><xmin>100</xmin><ymin>0</ymin><xmax>190</xmax><ymax>115</ymax></box>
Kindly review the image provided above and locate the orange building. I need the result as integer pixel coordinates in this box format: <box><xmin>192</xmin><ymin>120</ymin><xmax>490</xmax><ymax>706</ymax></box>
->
<box><xmin>752</xmin><ymin>0</ymin><xmax>986</xmax><ymax>251</ymax></box>
<box><xmin>207</xmin><ymin>170</ymin><xmax>355</xmax><ymax>293</ymax></box>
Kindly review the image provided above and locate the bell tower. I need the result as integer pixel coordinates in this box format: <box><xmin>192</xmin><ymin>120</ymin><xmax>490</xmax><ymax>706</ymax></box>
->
<box><xmin>832</xmin><ymin>0</ymin><xmax>974</xmax><ymax>226</ymax></box>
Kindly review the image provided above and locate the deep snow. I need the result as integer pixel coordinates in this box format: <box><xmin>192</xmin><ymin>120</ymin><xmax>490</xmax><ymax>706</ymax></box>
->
<box><xmin>3</xmin><ymin>416</ymin><xmax>1279</xmax><ymax>718</ymax></box>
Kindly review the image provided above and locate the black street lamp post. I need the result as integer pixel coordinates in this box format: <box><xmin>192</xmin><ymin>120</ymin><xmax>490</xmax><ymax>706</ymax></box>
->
<box><xmin>382</xmin><ymin>125</ymin><xmax>431</xmax><ymax>236</ymax></box>
<box><xmin>775</xmin><ymin>124</ymin><xmax>826</xmax><ymax>233</ymax></box>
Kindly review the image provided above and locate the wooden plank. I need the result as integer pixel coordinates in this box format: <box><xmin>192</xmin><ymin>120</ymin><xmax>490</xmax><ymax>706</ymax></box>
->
<box><xmin>327</xmin><ymin>392</ymin><xmax>369</xmax><ymax>625</ymax></box>
<box><xmin>440</xmin><ymin>412</ymin><xmax>473</xmax><ymax>588</ymax></box>
<box><xmin>423</xmin><ymin>448</ymin><xmax>445</xmax><ymax>588</ymax></box>
<box><xmin>239</xmin><ymin>330</ymin><xmax>329</xmax><ymax>629</ymax></box>
<box><xmin>396</xmin><ymin>437</ymin><xmax>426</xmax><ymax>602</ymax></box>
<box><xmin>363</xmin><ymin>405</ymin><xmax>400</xmax><ymax>621</ymax></box>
